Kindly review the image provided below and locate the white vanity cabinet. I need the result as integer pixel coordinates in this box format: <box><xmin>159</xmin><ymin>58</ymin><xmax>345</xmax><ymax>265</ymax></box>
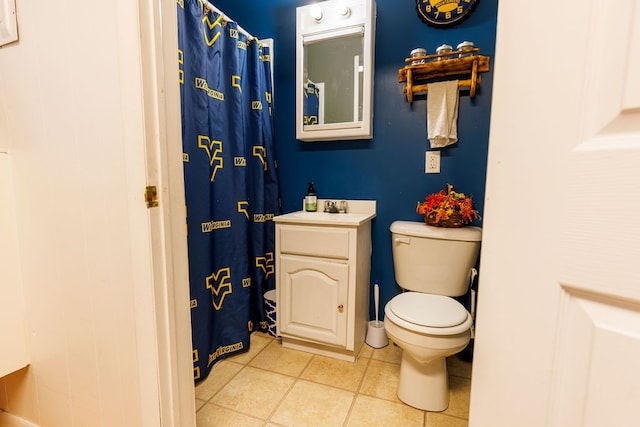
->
<box><xmin>274</xmin><ymin>200</ymin><xmax>375</xmax><ymax>362</ymax></box>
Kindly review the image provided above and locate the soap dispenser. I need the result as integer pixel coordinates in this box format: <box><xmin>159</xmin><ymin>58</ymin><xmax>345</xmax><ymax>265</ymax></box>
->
<box><xmin>305</xmin><ymin>182</ymin><xmax>317</xmax><ymax>212</ymax></box>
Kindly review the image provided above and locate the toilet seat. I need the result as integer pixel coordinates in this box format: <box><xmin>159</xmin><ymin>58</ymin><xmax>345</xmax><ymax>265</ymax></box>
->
<box><xmin>386</xmin><ymin>292</ymin><xmax>471</xmax><ymax>335</ymax></box>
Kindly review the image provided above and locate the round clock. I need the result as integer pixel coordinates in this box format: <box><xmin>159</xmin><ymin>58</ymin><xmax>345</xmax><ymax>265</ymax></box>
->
<box><xmin>416</xmin><ymin>0</ymin><xmax>479</xmax><ymax>28</ymax></box>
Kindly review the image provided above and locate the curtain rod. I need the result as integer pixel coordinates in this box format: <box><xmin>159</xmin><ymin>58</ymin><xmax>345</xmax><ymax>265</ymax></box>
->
<box><xmin>203</xmin><ymin>1</ymin><xmax>256</xmax><ymax>41</ymax></box>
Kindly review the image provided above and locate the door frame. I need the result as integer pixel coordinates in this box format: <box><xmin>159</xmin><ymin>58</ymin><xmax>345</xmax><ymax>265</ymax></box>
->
<box><xmin>139</xmin><ymin>0</ymin><xmax>195</xmax><ymax>425</ymax></box>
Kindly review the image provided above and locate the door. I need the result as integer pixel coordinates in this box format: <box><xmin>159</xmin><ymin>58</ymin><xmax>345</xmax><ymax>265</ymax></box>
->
<box><xmin>279</xmin><ymin>255</ymin><xmax>349</xmax><ymax>346</ymax></box>
<box><xmin>470</xmin><ymin>1</ymin><xmax>640</xmax><ymax>426</ymax></box>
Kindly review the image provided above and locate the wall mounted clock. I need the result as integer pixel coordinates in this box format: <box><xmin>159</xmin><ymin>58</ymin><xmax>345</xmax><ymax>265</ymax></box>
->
<box><xmin>416</xmin><ymin>0</ymin><xmax>479</xmax><ymax>28</ymax></box>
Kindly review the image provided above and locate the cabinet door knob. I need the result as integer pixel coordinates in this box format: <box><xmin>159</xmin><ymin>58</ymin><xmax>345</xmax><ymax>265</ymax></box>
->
<box><xmin>338</xmin><ymin>304</ymin><xmax>344</xmax><ymax>313</ymax></box>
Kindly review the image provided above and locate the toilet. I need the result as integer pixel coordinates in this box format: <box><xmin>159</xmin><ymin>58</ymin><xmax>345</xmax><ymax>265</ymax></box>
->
<box><xmin>384</xmin><ymin>221</ymin><xmax>481</xmax><ymax>411</ymax></box>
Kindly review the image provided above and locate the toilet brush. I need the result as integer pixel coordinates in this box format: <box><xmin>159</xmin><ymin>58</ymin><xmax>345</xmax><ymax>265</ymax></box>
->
<box><xmin>366</xmin><ymin>280</ymin><xmax>388</xmax><ymax>348</ymax></box>
<box><xmin>373</xmin><ymin>281</ymin><xmax>381</xmax><ymax>327</ymax></box>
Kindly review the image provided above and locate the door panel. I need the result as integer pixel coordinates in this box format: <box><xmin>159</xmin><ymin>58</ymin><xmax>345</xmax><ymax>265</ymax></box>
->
<box><xmin>279</xmin><ymin>255</ymin><xmax>349</xmax><ymax>346</ymax></box>
<box><xmin>559</xmin><ymin>0</ymin><xmax>640</xmax><ymax>301</ymax></box>
<box><xmin>551</xmin><ymin>288</ymin><xmax>640</xmax><ymax>426</ymax></box>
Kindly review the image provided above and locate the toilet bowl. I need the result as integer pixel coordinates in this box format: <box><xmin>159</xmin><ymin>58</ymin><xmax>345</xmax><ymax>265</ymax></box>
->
<box><xmin>385</xmin><ymin>221</ymin><xmax>481</xmax><ymax>411</ymax></box>
<box><xmin>384</xmin><ymin>292</ymin><xmax>472</xmax><ymax>411</ymax></box>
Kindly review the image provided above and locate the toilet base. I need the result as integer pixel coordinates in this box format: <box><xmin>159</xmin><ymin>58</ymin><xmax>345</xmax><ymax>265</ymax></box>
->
<box><xmin>397</xmin><ymin>352</ymin><xmax>449</xmax><ymax>411</ymax></box>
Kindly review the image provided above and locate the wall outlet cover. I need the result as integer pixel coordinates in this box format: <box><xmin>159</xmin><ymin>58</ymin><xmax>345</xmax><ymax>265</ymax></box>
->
<box><xmin>426</xmin><ymin>151</ymin><xmax>440</xmax><ymax>173</ymax></box>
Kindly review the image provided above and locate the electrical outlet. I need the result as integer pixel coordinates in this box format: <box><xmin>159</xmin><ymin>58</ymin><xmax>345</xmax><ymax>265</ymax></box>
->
<box><xmin>425</xmin><ymin>151</ymin><xmax>440</xmax><ymax>173</ymax></box>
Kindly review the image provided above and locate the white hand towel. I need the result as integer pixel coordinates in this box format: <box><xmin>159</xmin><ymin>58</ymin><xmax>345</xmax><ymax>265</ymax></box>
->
<box><xmin>427</xmin><ymin>80</ymin><xmax>459</xmax><ymax>148</ymax></box>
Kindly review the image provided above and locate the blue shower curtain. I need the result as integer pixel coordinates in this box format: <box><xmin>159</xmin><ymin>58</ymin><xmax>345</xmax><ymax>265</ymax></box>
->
<box><xmin>177</xmin><ymin>0</ymin><xmax>280</xmax><ymax>383</ymax></box>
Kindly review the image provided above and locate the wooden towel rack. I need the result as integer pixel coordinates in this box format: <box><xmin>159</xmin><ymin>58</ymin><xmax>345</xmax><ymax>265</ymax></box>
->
<box><xmin>398</xmin><ymin>48</ymin><xmax>490</xmax><ymax>103</ymax></box>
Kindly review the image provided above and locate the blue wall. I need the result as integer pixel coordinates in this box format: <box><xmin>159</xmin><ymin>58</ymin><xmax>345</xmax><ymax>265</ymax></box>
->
<box><xmin>214</xmin><ymin>0</ymin><xmax>498</xmax><ymax>316</ymax></box>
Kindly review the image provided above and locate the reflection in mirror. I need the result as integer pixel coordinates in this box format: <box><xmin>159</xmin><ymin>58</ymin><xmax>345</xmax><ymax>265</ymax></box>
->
<box><xmin>296</xmin><ymin>0</ymin><xmax>376</xmax><ymax>142</ymax></box>
<box><xmin>303</xmin><ymin>81</ymin><xmax>320</xmax><ymax>125</ymax></box>
<box><xmin>304</xmin><ymin>32</ymin><xmax>364</xmax><ymax>126</ymax></box>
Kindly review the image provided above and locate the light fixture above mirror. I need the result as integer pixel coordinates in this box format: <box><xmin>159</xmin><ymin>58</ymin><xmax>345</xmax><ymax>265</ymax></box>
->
<box><xmin>296</xmin><ymin>0</ymin><xmax>377</xmax><ymax>142</ymax></box>
<box><xmin>310</xmin><ymin>4</ymin><xmax>324</xmax><ymax>21</ymax></box>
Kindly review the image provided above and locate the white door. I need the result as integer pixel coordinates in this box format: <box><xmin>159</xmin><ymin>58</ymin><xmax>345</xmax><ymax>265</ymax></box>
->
<box><xmin>470</xmin><ymin>1</ymin><xmax>640</xmax><ymax>426</ymax></box>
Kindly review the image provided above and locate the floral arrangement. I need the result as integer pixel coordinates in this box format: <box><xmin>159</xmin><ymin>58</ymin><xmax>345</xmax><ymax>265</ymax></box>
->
<box><xmin>416</xmin><ymin>183</ymin><xmax>480</xmax><ymax>227</ymax></box>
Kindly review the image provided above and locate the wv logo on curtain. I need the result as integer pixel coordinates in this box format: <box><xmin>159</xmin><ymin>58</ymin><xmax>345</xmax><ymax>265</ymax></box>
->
<box><xmin>177</xmin><ymin>0</ymin><xmax>281</xmax><ymax>383</ymax></box>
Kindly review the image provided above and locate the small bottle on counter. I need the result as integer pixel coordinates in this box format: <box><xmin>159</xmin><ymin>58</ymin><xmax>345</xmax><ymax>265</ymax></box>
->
<box><xmin>305</xmin><ymin>182</ymin><xmax>317</xmax><ymax>212</ymax></box>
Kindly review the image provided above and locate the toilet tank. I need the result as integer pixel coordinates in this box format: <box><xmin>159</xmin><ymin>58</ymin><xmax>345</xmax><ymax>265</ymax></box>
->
<box><xmin>390</xmin><ymin>221</ymin><xmax>482</xmax><ymax>297</ymax></box>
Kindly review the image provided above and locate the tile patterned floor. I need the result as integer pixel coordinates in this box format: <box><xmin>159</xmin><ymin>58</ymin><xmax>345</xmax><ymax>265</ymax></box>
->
<box><xmin>195</xmin><ymin>332</ymin><xmax>472</xmax><ymax>427</ymax></box>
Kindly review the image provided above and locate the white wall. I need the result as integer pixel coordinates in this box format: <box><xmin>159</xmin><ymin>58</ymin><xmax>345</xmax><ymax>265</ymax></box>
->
<box><xmin>0</xmin><ymin>0</ymin><xmax>163</xmax><ymax>425</ymax></box>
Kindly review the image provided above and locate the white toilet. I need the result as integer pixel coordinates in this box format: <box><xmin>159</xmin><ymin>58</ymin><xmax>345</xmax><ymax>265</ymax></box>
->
<box><xmin>384</xmin><ymin>220</ymin><xmax>481</xmax><ymax>411</ymax></box>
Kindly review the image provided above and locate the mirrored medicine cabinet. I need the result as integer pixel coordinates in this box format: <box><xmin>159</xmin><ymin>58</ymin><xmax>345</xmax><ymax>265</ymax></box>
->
<box><xmin>296</xmin><ymin>0</ymin><xmax>376</xmax><ymax>142</ymax></box>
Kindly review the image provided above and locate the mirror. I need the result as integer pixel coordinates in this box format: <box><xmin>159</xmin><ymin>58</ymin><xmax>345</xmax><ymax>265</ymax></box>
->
<box><xmin>304</xmin><ymin>31</ymin><xmax>363</xmax><ymax>126</ymax></box>
<box><xmin>296</xmin><ymin>0</ymin><xmax>376</xmax><ymax>142</ymax></box>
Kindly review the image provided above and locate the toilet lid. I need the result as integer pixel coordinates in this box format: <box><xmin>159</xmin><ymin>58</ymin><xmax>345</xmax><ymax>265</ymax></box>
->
<box><xmin>388</xmin><ymin>292</ymin><xmax>469</xmax><ymax>328</ymax></box>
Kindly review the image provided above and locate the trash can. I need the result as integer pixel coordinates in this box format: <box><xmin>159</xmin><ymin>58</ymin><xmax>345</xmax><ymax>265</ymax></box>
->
<box><xmin>263</xmin><ymin>290</ymin><xmax>277</xmax><ymax>337</ymax></box>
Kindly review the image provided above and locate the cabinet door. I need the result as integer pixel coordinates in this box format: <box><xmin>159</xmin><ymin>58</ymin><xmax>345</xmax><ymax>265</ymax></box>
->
<box><xmin>279</xmin><ymin>255</ymin><xmax>349</xmax><ymax>346</ymax></box>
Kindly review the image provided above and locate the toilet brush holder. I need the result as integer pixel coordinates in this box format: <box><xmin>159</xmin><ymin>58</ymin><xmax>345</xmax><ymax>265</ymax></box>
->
<box><xmin>367</xmin><ymin>280</ymin><xmax>388</xmax><ymax>348</ymax></box>
<box><xmin>366</xmin><ymin>320</ymin><xmax>389</xmax><ymax>348</ymax></box>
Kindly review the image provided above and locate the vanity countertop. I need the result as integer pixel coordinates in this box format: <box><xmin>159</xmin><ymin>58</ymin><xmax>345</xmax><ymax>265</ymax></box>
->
<box><xmin>274</xmin><ymin>199</ymin><xmax>376</xmax><ymax>226</ymax></box>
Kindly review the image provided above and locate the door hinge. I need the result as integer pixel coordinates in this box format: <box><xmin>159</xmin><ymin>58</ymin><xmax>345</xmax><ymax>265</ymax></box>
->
<box><xmin>145</xmin><ymin>185</ymin><xmax>159</xmax><ymax>208</ymax></box>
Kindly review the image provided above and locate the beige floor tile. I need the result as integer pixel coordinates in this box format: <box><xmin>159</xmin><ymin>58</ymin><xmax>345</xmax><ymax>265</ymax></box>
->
<box><xmin>371</xmin><ymin>342</ymin><xmax>403</xmax><ymax>364</ymax></box>
<box><xmin>249</xmin><ymin>340</ymin><xmax>313</xmax><ymax>377</ymax></box>
<box><xmin>195</xmin><ymin>359</ymin><xmax>243</xmax><ymax>401</ymax></box>
<box><xmin>195</xmin><ymin>398</ymin><xmax>207</xmax><ymax>411</ymax></box>
<box><xmin>425</xmin><ymin>413</ymin><xmax>469</xmax><ymax>427</ymax></box>
<box><xmin>301</xmin><ymin>354</ymin><xmax>369</xmax><ymax>391</ymax></box>
<box><xmin>442</xmin><ymin>375</ymin><xmax>471</xmax><ymax>419</ymax></box>
<box><xmin>359</xmin><ymin>359</ymin><xmax>401</xmax><ymax>402</ymax></box>
<box><xmin>346</xmin><ymin>395</ymin><xmax>424</xmax><ymax>427</ymax></box>
<box><xmin>211</xmin><ymin>366</ymin><xmax>295</xmax><ymax>420</ymax></box>
<box><xmin>193</xmin><ymin>333</ymin><xmax>471</xmax><ymax>427</ymax></box>
<box><xmin>227</xmin><ymin>332</ymin><xmax>274</xmax><ymax>365</ymax></box>
<box><xmin>446</xmin><ymin>356</ymin><xmax>472</xmax><ymax>379</ymax></box>
<box><xmin>271</xmin><ymin>380</ymin><xmax>355</xmax><ymax>427</ymax></box>
<box><xmin>359</xmin><ymin>343</ymin><xmax>374</xmax><ymax>359</ymax></box>
<box><xmin>197</xmin><ymin>402</ymin><xmax>264</xmax><ymax>427</ymax></box>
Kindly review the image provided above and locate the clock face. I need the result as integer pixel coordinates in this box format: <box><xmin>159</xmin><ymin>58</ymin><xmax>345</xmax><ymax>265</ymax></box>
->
<box><xmin>416</xmin><ymin>0</ymin><xmax>479</xmax><ymax>28</ymax></box>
